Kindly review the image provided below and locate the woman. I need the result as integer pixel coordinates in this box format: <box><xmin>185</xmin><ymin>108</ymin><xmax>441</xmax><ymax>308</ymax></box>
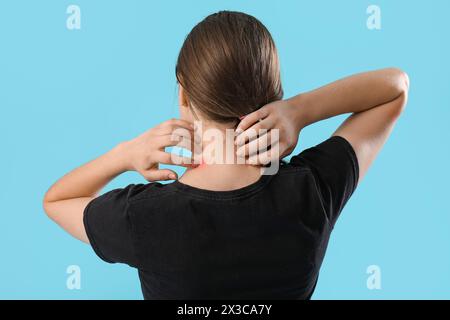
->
<box><xmin>43</xmin><ymin>11</ymin><xmax>409</xmax><ymax>299</ymax></box>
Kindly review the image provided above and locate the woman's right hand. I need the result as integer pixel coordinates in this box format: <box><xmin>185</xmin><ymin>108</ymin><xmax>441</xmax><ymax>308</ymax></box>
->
<box><xmin>120</xmin><ymin>118</ymin><xmax>196</xmax><ymax>182</ymax></box>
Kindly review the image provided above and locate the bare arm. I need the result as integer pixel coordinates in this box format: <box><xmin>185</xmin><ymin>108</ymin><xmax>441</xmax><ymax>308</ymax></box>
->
<box><xmin>290</xmin><ymin>68</ymin><xmax>409</xmax><ymax>181</ymax></box>
<box><xmin>43</xmin><ymin>119</ymin><xmax>194</xmax><ymax>243</ymax></box>
<box><xmin>236</xmin><ymin>68</ymin><xmax>410</xmax><ymax>181</ymax></box>
<box><xmin>43</xmin><ymin>146</ymin><xmax>128</xmax><ymax>243</ymax></box>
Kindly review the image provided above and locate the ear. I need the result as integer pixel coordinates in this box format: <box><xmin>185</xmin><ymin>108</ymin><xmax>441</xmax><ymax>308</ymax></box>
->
<box><xmin>178</xmin><ymin>85</ymin><xmax>190</xmax><ymax>108</ymax></box>
<box><xmin>178</xmin><ymin>84</ymin><xmax>196</xmax><ymax>122</ymax></box>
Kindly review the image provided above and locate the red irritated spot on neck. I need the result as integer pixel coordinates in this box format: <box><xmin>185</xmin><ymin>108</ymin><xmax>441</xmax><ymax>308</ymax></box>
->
<box><xmin>196</xmin><ymin>158</ymin><xmax>207</xmax><ymax>169</ymax></box>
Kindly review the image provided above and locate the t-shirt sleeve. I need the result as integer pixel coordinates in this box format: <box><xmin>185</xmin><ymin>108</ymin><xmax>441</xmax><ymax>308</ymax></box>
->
<box><xmin>289</xmin><ymin>136</ymin><xmax>359</xmax><ymax>227</ymax></box>
<box><xmin>83</xmin><ymin>184</ymin><xmax>143</xmax><ymax>267</ymax></box>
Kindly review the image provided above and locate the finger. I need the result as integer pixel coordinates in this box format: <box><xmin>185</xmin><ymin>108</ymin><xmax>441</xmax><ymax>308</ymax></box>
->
<box><xmin>235</xmin><ymin>107</ymin><xmax>270</xmax><ymax>133</ymax></box>
<box><xmin>158</xmin><ymin>118</ymin><xmax>195</xmax><ymax>135</ymax></box>
<box><xmin>156</xmin><ymin>151</ymin><xmax>197</xmax><ymax>168</ymax></box>
<box><xmin>236</xmin><ymin>130</ymin><xmax>279</xmax><ymax>158</ymax></box>
<box><xmin>235</xmin><ymin>117</ymin><xmax>274</xmax><ymax>147</ymax></box>
<box><xmin>172</xmin><ymin>128</ymin><xmax>198</xmax><ymax>152</ymax></box>
<box><xmin>171</xmin><ymin>126</ymin><xmax>194</xmax><ymax>139</ymax></box>
<box><xmin>246</xmin><ymin>142</ymin><xmax>281</xmax><ymax>166</ymax></box>
<box><xmin>157</xmin><ymin>135</ymin><xmax>194</xmax><ymax>151</ymax></box>
<box><xmin>158</xmin><ymin>127</ymin><xmax>194</xmax><ymax>140</ymax></box>
<box><xmin>142</xmin><ymin>169</ymin><xmax>178</xmax><ymax>182</ymax></box>
<box><xmin>178</xmin><ymin>137</ymin><xmax>196</xmax><ymax>152</ymax></box>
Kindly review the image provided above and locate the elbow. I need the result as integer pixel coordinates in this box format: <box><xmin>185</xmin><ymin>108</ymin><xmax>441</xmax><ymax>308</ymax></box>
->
<box><xmin>398</xmin><ymin>69</ymin><xmax>410</xmax><ymax>94</ymax></box>
<box><xmin>42</xmin><ymin>198</ymin><xmax>52</xmax><ymax>219</ymax></box>
<box><xmin>42</xmin><ymin>190</ymin><xmax>55</xmax><ymax>220</ymax></box>
<box><xmin>388</xmin><ymin>68</ymin><xmax>410</xmax><ymax>118</ymax></box>
<box><xmin>392</xmin><ymin>91</ymin><xmax>408</xmax><ymax>119</ymax></box>
<box><xmin>389</xmin><ymin>67</ymin><xmax>410</xmax><ymax>94</ymax></box>
<box><xmin>398</xmin><ymin>70</ymin><xmax>409</xmax><ymax>114</ymax></box>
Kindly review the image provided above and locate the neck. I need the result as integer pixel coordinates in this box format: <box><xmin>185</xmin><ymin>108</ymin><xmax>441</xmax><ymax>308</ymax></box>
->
<box><xmin>179</xmin><ymin>121</ymin><xmax>263</xmax><ymax>191</ymax></box>
<box><xmin>180</xmin><ymin>163</ymin><xmax>262</xmax><ymax>191</ymax></box>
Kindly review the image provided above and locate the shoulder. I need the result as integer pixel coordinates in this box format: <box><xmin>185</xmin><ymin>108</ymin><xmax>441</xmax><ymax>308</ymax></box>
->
<box><xmin>289</xmin><ymin>136</ymin><xmax>359</xmax><ymax>185</ymax></box>
<box><xmin>126</xmin><ymin>182</ymin><xmax>178</xmax><ymax>204</ymax></box>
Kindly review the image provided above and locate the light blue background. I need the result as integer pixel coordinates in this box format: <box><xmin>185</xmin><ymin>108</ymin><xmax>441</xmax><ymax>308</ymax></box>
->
<box><xmin>0</xmin><ymin>0</ymin><xmax>449</xmax><ymax>299</ymax></box>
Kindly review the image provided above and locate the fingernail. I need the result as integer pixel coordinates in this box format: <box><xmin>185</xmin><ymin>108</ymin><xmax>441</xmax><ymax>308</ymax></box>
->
<box><xmin>239</xmin><ymin>116</ymin><xmax>246</xmax><ymax>120</ymax></box>
<box><xmin>236</xmin><ymin>147</ymin><xmax>244</xmax><ymax>157</ymax></box>
<box><xmin>235</xmin><ymin>128</ymin><xmax>243</xmax><ymax>135</ymax></box>
<box><xmin>235</xmin><ymin>137</ymin><xmax>244</xmax><ymax>147</ymax></box>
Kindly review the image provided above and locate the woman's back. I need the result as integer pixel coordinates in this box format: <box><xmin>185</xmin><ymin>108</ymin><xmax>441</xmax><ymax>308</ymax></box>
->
<box><xmin>83</xmin><ymin>137</ymin><xmax>358</xmax><ymax>299</ymax></box>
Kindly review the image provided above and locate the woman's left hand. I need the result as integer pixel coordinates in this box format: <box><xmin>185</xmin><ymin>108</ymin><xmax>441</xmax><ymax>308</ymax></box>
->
<box><xmin>235</xmin><ymin>99</ymin><xmax>303</xmax><ymax>165</ymax></box>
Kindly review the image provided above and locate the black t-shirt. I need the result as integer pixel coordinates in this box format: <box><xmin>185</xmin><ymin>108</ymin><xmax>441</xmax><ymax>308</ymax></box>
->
<box><xmin>83</xmin><ymin>136</ymin><xmax>359</xmax><ymax>299</ymax></box>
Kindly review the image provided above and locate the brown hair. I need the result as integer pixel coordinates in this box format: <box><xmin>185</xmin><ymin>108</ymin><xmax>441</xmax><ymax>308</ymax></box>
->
<box><xmin>176</xmin><ymin>11</ymin><xmax>283</xmax><ymax>123</ymax></box>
